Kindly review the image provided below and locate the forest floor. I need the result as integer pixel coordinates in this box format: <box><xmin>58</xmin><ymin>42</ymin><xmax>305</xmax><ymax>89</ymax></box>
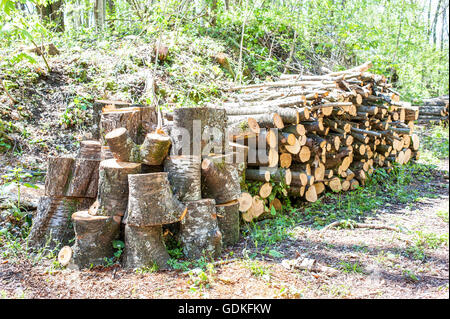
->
<box><xmin>0</xmin><ymin>123</ymin><xmax>448</xmax><ymax>299</ymax></box>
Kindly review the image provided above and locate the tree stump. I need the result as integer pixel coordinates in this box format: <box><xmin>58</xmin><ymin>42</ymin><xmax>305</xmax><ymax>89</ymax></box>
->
<box><xmin>180</xmin><ymin>199</ymin><xmax>222</xmax><ymax>260</ymax></box>
<box><xmin>201</xmin><ymin>154</ymin><xmax>241</xmax><ymax>204</ymax></box>
<box><xmin>124</xmin><ymin>172</ymin><xmax>186</xmax><ymax>227</ymax></box>
<box><xmin>77</xmin><ymin>140</ymin><xmax>101</xmax><ymax>160</ymax></box>
<box><xmin>163</xmin><ymin>155</ymin><xmax>202</xmax><ymax>201</ymax></box>
<box><xmin>95</xmin><ymin>159</ymin><xmax>141</xmax><ymax>217</ymax></box>
<box><xmin>123</xmin><ymin>224</ymin><xmax>170</xmax><ymax>270</ymax></box>
<box><xmin>45</xmin><ymin>157</ymin><xmax>100</xmax><ymax>198</ymax></box>
<box><xmin>216</xmin><ymin>200</ymin><xmax>240</xmax><ymax>247</ymax></box>
<box><xmin>27</xmin><ymin>196</ymin><xmax>94</xmax><ymax>249</ymax></box>
<box><xmin>71</xmin><ymin>211</ymin><xmax>121</xmax><ymax>268</ymax></box>
<box><xmin>171</xmin><ymin>107</ymin><xmax>227</xmax><ymax>156</ymax></box>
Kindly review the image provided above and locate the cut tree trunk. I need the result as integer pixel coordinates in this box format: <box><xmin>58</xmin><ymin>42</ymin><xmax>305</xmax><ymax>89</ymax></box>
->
<box><xmin>171</xmin><ymin>107</ymin><xmax>227</xmax><ymax>156</ymax></box>
<box><xmin>216</xmin><ymin>200</ymin><xmax>240</xmax><ymax>247</ymax></box>
<box><xmin>28</xmin><ymin>196</ymin><xmax>94</xmax><ymax>249</ymax></box>
<box><xmin>45</xmin><ymin>157</ymin><xmax>100</xmax><ymax>198</ymax></box>
<box><xmin>105</xmin><ymin>127</ymin><xmax>171</xmax><ymax>165</ymax></box>
<box><xmin>201</xmin><ymin>153</ymin><xmax>241</xmax><ymax>204</ymax></box>
<box><xmin>71</xmin><ymin>211</ymin><xmax>121</xmax><ymax>268</ymax></box>
<box><xmin>124</xmin><ymin>172</ymin><xmax>186</xmax><ymax>227</ymax></box>
<box><xmin>163</xmin><ymin>155</ymin><xmax>202</xmax><ymax>201</ymax></box>
<box><xmin>95</xmin><ymin>159</ymin><xmax>141</xmax><ymax>217</ymax></box>
<box><xmin>100</xmin><ymin>106</ymin><xmax>157</xmax><ymax>144</ymax></box>
<box><xmin>123</xmin><ymin>224</ymin><xmax>170</xmax><ymax>270</ymax></box>
<box><xmin>180</xmin><ymin>199</ymin><xmax>222</xmax><ymax>259</ymax></box>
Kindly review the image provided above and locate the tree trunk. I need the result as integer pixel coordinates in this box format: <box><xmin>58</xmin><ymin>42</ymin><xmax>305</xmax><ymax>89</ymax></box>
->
<box><xmin>95</xmin><ymin>159</ymin><xmax>141</xmax><ymax>217</ymax></box>
<box><xmin>201</xmin><ymin>153</ymin><xmax>241</xmax><ymax>204</ymax></box>
<box><xmin>216</xmin><ymin>200</ymin><xmax>240</xmax><ymax>247</ymax></box>
<box><xmin>124</xmin><ymin>172</ymin><xmax>186</xmax><ymax>227</ymax></box>
<box><xmin>71</xmin><ymin>211</ymin><xmax>121</xmax><ymax>268</ymax></box>
<box><xmin>45</xmin><ymin>157</ymin><xmax>100</xmax><ymax>198</ymax></box>
<box><xmin>180</xmin><ymin>199</ymin><xmax>222</xmax><ymax>260</ymax></box>
<box><xmin>171</xmin><ymin>107</ymin><xmax>227</xmax><ymax>156</ymax></box>
<box><xmin>163</xmin><ymin>155</ymin><xmax>202</xmax><ymax>201</ymax></box>
<box><xmin>27</xmin><ymin>196</ymin><xmax>94</xmax><ymax>250</ymax></box>
<box><xmin>123</xmin><ymin>224</ymin><xmax>170</xmax><ymax>270</ymax></box>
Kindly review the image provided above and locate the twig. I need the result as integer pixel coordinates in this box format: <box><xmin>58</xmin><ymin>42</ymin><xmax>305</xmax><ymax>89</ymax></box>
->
<box><xmin>320</xmin><ymin>220</ymin><xmax>404</xmax><ymax>234</ymax></box>
<box><xmin>1</xmin><ymin>79</ymin><xmax>17</xmax><ymax>104</ymax></box>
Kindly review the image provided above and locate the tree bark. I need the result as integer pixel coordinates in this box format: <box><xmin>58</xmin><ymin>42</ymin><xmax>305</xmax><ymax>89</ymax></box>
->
<box><xmin>28</xmin><ymin>196</ymin><xmax>94</xmax><ymax>250</ymax></box>
<box><xmin>180</xmin><ymin>199</ymin><xmax>222</xmax><ymax>259</ymax></box>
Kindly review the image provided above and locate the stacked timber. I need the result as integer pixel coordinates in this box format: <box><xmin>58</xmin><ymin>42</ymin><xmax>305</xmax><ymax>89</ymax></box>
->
<box><xmin>218</xmin><ymin>61</ymin><xmax>421</xmax><ymax>222</ymax></box>
<box><xmin>417</xmin><ymin>95</ymin><xmax>449</xmax><ymax>124</ymax></box>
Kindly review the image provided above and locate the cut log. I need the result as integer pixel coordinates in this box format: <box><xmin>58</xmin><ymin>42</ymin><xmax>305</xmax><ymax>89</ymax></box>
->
<box><xmin>95</xmin><ymin>159</ymin><xmax>141</xmax><ymax>217</ymax></box>
<box><xmin>45</xmin><ymin>157</ymin><xmax>100</xmax><ymax>198</ymax></box>
<box><xmin>201</xmin><ymin>154</ymin><xmax>241</xmax><ymax>204</ymax></box>
<box><xmin>124</xmin><ymin>224</ymin><xmax>170</xmax><ymax>270</ymax></box>
<box><xmin>100</xmin><ymin>106</ymin><xmax>157</xmax><ymax>144</ymax></box>
<box><xmin>71</xmin><ymin>211</ymin><xmax>121</xmax><ymax>268</ymax></box>
<box><xmin>180</xmin><ymin>199</ymin><xmax>222</xmax><ymax>259</ymax></box>
<box><xmin>171</xmin><ymin>107</ymin><xmax>227</xmax><ymax>156</ymax></box>
<box><xmin>105</xmin><ymin>127</ymin><xmax>171</xmax><ymax>165</ymax></box>
<box><xmin>124</xmin><ymin>172</ymin><xmax>186</xmax><ymax>227</ymax></box>
<box><xmin>237</xmin><ymin>192</ymin><xmax>253</xmax><ymax>212</ymax></box>
<box><xmin>28</xmin><ymin>196</ymin><xmax>94</xmax><ymax>249</ymax></box>
<box><xmin>216</xmin><ymin>200</ymin><xmax>240</xmax><ymax>247</ymax></box>
<box><xmin>163</xmin><ymin>155</ymin><xmax>202</xmax><ymax>201</ymax></box>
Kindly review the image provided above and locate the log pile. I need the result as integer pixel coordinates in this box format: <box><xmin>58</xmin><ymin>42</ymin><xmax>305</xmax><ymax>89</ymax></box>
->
<box><xmin>417</xmin><ymin>95</ymin><xmax>449</xmax><ymax>124</ymax></box>
<box><xmin>218</xmin><ymin>61</ymin><xmax>421</xmax><ymax>221</ymax></box>
<box><xmin>29</xmin><ymin>105</ymin><xmax>241</xmax><ymax>270</ymax></box>
<box><xmin>28</xmin><ymin>61</ymin><xmax>425</xmax><ymax>269</ymax></box>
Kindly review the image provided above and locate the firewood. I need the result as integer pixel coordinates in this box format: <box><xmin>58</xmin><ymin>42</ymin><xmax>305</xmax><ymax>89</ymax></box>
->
<box><xmin>164</xmin><ymin>155</ymin><xmax>202</xmax><ymax>201</ymax></box>
<box><xmin>216</xmin><ymin>200</ymin><xmax>240</xmax><ymax>246</ymax></box>
<box><xmin>124</xmin><ymin>172</ymin><xmax>186</xmax><ymax>227</ymax></box>
<box><xmin>71</xmin><ymin>211</ymin><xmax>121</xmax><ymax>268</ymax></box>
<box><xmin>201</xmin><ymin>154</ymin><xmax>241</xmax><ymax>204</ymax></box>
<box><xmin>95</xmin><ymin>159</ymin><xmax>141</xmax><ymax>217</ymax></box>
<box><xmin>45</xmin><ymin>157</ymin><xmax>100</xmax><ymax>198</ymax></box>
<box><xmin>180</xmin><ymin>199</ymin><xmax>222</xmax><ymax>259</ymax></box>
<box><xmin>27</xmin><ymin>196</ymin><xmax>94</xmax><ymax>249</ymax></box>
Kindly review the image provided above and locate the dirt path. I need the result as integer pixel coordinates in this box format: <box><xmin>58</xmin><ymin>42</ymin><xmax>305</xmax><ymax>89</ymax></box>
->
<box><xmin>1</xmin><ymin>192</ymin><xmax>448</xmax><ymax>299</ymax></box>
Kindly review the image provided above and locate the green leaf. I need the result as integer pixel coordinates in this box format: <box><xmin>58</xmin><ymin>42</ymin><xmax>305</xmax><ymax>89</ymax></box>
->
<box><xmin>112</xmin><ymin>240</ymin><xmax>125</xmax><ymax>249</ymax></box>
<box><xmin>268</xmin><ymin>249</ymin><xmax>284</xmax><ymax>258</ymax></box>
<box><xmin>270</xmin><ymin>205</ymin><xmax>277</xmax><ymax>216</ymax></box>
<box><xmin>23</xmin><ymin>182</ymin><xmax>38</xmax><ymax>189</ymax></box>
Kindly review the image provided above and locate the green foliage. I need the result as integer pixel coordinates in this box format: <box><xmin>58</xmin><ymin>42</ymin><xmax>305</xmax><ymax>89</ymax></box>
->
<box><xmin>59</xmin><ymin>96</ymin><xmax>93</xmax><ymax>129</ymax></box>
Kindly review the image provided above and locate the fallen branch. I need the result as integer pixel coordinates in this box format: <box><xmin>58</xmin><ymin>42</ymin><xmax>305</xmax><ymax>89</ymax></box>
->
<box><xmin>320</xmin><ymin>220</ymin><xmax>403</xmax><ymax>233</ymax></box>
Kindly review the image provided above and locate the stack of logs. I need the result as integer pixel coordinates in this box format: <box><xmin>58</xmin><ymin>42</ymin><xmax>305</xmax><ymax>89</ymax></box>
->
<box><xmin>218</xmin><ymin>61</ymin><xmax>421</xmax><ymax>222</ymax></box>
<box><xmin>28</xmin><ymin>105</ymin><xmax>242</xmax><ymax>270</ymax></box>
<box><xmin>28</xmin><ymin>61</ymin><xmax>425</xmax><ymax>269</ymax></box>
<box><xmin>417</xmin><ymin>95</ymin><xmax>449</xmax><ymax>124</ymax></box>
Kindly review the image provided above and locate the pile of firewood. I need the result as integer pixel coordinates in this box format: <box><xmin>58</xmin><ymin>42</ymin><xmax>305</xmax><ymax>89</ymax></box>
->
<box><xmin>28</xmin><ymin>105</ymin><xmax>241</xmax><ymax>270</ymax></box>
<box><xmin>218</xmin><ymin>61</ymin><xmax>421</xmax><ymax>221</ymax></box>
<box><xmin>417</xmin><ymin>95</ymin><xmax>449</xmax><ymax>123</ymax></box>
<box><xmin>27</xmin><ymin>61</ymin><xmax>423</xmax><ymax>269</ymax></box>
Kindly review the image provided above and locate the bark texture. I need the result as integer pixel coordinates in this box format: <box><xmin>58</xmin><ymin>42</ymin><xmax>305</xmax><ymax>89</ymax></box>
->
<box><xmin>124</xmin><ymin>172</ymin><xmax>186</xmax><ymax>227</ymax></box>
<box><xmin>180</xmin><ymin>199</ymin><xmax>222</xmax><ymax>259</ymax></box>
<box><xmin>163</xmin><ymin>155</ymin><xmax>202</xmax><ymax>201</ymax></box>
<box><xmin>28</xmin><ymin>196</ymin><xmax>94</xmax><ymax>250</ymax></box>
<box><xmin>123</xmin><ymin>224</ymin><xmax>170</xmax><ymax>270</ymax></box>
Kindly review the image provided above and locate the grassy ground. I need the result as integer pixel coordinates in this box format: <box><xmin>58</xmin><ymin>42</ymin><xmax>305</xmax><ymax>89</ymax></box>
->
<box><xmin>0</xmin><ymin>122</ymin><xmax>448</xmax><ymax>299</ymax></box>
